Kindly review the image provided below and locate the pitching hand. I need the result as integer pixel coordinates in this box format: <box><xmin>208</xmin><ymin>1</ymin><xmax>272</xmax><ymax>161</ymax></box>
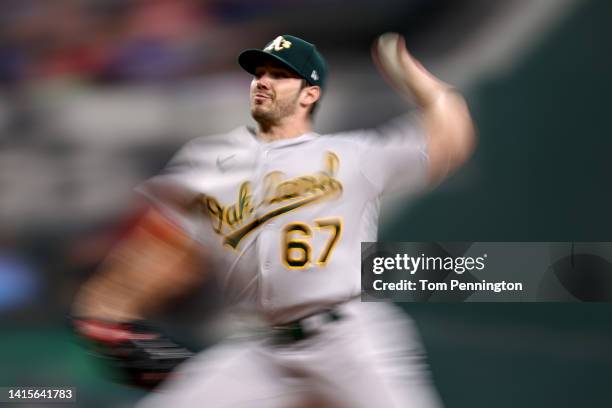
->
<box><xmin>372</xmin><ymin>33</ymin><xmax>450</xmax><ymax>107</ymax></box>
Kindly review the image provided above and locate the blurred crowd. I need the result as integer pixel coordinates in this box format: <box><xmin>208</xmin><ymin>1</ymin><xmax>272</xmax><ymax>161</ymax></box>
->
<box><xmin>0</xmin><ymin>0</ymin><xmax>216</xmax><ymax>85</ymax></box>
<box><xmin>0</xmin><ymin>0</ymin><xmax>358</xmax><ymax>86</ymax></box>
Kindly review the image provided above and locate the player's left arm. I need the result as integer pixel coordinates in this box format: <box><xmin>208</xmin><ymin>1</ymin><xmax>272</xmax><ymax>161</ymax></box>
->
<box><xmin>373</xmin><ymin>33</ymin><xmax>476</xmax><ymax>185</ymax></box>
<box><xmin>70</xmin><ymin>205</ymin><xmax>205</xmax><ymax>388</ymax></box>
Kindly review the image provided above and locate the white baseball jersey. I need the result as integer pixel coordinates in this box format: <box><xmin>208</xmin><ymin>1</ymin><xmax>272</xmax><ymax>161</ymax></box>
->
<box><xmin>139</xmin><ymin>114</ymin><xmax>428</xmax><ymax>324</ymax></box>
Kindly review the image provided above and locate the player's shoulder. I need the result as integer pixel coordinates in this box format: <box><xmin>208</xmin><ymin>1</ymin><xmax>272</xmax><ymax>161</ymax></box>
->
<box><xmin>317</xmin><ymin>113</ymin><xmax>424</xmax><ymax>145</ymax></box>
<box><xmin>177</xmin><ymin>126</ymin><xmax>255</xmax><ymax>164</ymax></box>
<box><xmin>312</xmin><ymin>128</ymin><xmax>379</xmax><ymax>155</ymax></box>
<box><xmin>319</xmin><ymin>128</ymin><xmax>375</xmax><ymax>141</ymax></box>
<box><xmin>185</xmin><ymin>126</ymin><xmax>254</xmax><ymax>151</ymax></box>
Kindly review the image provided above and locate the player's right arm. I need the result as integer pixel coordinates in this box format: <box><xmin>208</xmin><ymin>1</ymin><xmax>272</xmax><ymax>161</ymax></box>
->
<box><xmin>373</xmin><ymin>33</ymin><xmax>476</xmax><ymax>185</ymax></box>
<box><xmin>72</xmin><ymin>205</ymin><xmax>205</xmax><ymax>321</ymax></box>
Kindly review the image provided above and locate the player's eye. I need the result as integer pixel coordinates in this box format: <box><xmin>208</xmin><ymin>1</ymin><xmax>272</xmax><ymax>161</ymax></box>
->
<box><xmin>253</xmin><ymin>69</ymin><xmax>290</xmax><ymax>80</ymax></box>
<box><xmin>268</xmin><ymin>70</ymin><xmax>289</xmax><ymax>79</ymax></box>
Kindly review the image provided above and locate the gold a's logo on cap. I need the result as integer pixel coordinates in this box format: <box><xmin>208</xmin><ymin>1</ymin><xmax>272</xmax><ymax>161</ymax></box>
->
<box><xmin>264</xmin><ymin>36</ymin><xmax>292</xmax><ymax>52</ymax></box>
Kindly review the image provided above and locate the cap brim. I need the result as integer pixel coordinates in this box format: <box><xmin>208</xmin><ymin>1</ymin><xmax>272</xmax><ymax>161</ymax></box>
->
<box><xmin>238</xmin><ymin>49</ymin><xmax>302</xmax><ymax>78</ymax></box>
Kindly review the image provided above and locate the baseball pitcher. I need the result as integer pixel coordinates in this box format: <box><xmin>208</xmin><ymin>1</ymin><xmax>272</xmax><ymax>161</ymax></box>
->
<box><xmin>72</xmin><ymin>33</ymin><xmax>475</xmax><ymax>407</ymax></box>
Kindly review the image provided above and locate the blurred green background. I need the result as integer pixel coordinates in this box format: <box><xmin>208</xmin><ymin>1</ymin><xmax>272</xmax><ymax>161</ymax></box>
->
<box><xmin>386</xmin><ymin>0</ymin><xmax>612</xmax><ymax>406</ymax></box>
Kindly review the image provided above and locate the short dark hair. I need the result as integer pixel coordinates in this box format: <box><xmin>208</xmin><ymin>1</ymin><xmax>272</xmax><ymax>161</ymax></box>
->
<box><xmin>300</xmin><ymin>79</ymin><xmax>319</xmax><ymax>118</ymax></box>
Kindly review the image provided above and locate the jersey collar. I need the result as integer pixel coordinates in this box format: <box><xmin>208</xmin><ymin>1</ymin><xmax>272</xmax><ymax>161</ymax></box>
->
<box><xmin>245</xmin><ymin>126</ymin><xmax>318</xmax><ymax>149</ymax></box>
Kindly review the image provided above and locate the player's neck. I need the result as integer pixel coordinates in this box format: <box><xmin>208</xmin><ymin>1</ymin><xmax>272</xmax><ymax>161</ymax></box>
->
<box><xmin>256</xmin><ymin>117</ymin><xmax>312</xmax><ymax>143</ymax></box>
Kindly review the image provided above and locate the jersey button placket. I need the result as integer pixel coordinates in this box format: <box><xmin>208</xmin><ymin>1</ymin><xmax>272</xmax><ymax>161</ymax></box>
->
<box><xmin>256</xmin><ymin>146</ymin><xmax>273</xmax><ymax>310</ymax></box>
<box><xmin>252</xmin><ymin>146</ymin><xmax>267</xmax><ymax>217</ymax></box>
<box><xmin>262</xmin><ymin>147</ymin><xmax>276</xmax><ymax>227</ymax></box>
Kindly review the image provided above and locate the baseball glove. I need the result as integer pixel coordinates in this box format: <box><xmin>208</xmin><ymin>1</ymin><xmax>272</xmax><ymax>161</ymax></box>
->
<box><xmin>71</xmin><ymin>318</ymin><xmax>194</xmax><ymax>389</ymax></box>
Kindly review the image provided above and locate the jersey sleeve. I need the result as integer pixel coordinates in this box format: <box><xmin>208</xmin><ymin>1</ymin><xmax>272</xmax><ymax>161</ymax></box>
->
<box><xmin>135</xmin><ymin>140</ymin><xmax>205</xmax><ymax>236</ymax></box>
<box><xmin>356</xmin><ymin>113</ymin><xmax>429</xmax><ymax>195</ymax></box>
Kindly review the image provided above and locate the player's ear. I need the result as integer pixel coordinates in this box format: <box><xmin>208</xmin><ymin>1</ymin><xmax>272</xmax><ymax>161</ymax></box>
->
<box><xmin>300</xmin><ymin>85</ymin><xmax>321</xmax><ymax>109</ymax></box>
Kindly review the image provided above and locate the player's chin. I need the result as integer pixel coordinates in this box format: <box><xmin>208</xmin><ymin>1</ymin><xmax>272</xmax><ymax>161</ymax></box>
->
<box><xmin>251</xmin><ymin>105</ymin><xmax>273</xmax><ymax>121</ymax></box>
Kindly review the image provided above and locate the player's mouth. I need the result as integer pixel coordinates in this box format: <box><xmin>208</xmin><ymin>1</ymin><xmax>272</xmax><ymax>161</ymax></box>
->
<box><xmin>253</xmin><ymin>93</ymin><xmax>272</xmax><ymax>103</ymax></box>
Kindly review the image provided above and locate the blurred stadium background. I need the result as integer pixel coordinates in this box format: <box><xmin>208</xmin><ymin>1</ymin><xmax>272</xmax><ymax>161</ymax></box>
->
<box><xmin>1</xmin><ymin>0</ymin><xmax>611</xmax><ymax>406</ymax></box>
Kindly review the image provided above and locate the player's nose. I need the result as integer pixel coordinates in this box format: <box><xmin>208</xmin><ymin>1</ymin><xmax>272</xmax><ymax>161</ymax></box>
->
<box><xmin>256</xmin><ymin>79</ymin><xmax>271</xmax><ymax>91</ymax></box>
<box><xmin>255</xmin><ymin>73</ymin><xmax>273</xmax><ymax>89</ymax></box>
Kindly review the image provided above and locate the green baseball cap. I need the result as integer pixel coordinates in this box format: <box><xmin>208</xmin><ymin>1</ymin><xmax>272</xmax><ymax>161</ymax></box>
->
<box><xmin>238</xmin><ymin>35</ymin><xmax>327</xmax><ymax>89</ymax></box>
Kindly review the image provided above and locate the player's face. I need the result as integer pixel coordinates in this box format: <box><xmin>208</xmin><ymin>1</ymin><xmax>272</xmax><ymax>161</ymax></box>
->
<box><xmin>250</xmin><ymin>62</ymin><xmax>305</xmax><ymax>124</ymax></box>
